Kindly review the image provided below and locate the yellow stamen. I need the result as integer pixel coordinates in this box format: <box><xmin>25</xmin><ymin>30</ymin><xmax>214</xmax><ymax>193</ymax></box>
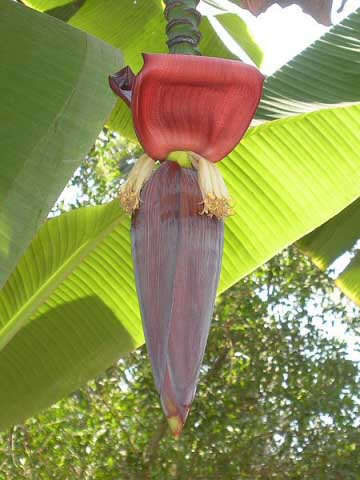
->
<box><xmin>190</xmin><ymin>152</ymin><xmax>233</xmax><ymax>219</ymax></box>
<box><xmin>119</xmin><ymin>154</ymin><xmax>155</xmax><ymax>214</ymax></box>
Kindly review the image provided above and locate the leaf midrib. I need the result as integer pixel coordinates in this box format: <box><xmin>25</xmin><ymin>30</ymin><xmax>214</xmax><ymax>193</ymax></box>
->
<box><xmin>0</xmin><ymin>209</ymin><xmax>126</xmax><ymax>352</ymax></box>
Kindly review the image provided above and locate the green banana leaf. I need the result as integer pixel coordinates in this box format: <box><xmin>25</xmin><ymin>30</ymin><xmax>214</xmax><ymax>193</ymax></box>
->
<box><xmin>1</xmin><ymin>104</ymin><xmax>360</xmax><ymax>430</ymax></box>
<box><xmin>298</xmin><ymin>198</ymin><xmax>360</xmax><ymax>306</ymax></box>
<box><xmin>215</xmin><ymin>12</ymin><xmax>263</xmax><ymax>67</ymax></box>
<box><xmin>299</xmin><ymin>198</ymin><xmax>360</xmax><ymax>271</ymax></box>
<box><xmin>257</xmin><ymin>8</ymin><xmax>360</xmax><ymax>119</ymax></box>
<box><xmin>0</xmin><ymin>202</ymin><xmax>140</xmax><ymax>430</ymax></box>
<box><xmin>0</xmin><ymin>0</ymin><xmax>122</xmax><ymax>287</ymax></box>
<box><xmin>277</xmin><ymin>7</ymin><xmax>360</xmax><ymax>308</ymax></box>
<box><xmin>336</xmin><ymin>252</ymin><xmax>360</xmax><ymax>306</ymax></box>
<box><xmin>36</xmin><ymin>0</ymin><xmax>263</xmax><ymax>67</ymax></box>
<box><xmin>22</xmin><ymin>0</ymin><xmax>69</xmax><ymax>11</ymax></box>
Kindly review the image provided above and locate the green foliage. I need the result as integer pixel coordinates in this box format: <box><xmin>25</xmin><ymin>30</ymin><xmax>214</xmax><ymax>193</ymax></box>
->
<box><xmin>61</xmin><ymin>132</ymin><xmax>142</xmax><ymax>210</ymax></box>
<box><xmin>219</xmin><ymin>104</ymin><xmax>360</xmax><ymax>291</ymax></box>
<box><xmin>299</xmin><ymin>198</ymin><xmax>360</xmax><ymax>307</ymax></box>
<box><xmin>0</xmin><ymin>248</ymin><xmax>359</xmax><ymax>479</ymax></box>
<box><xmin>0</xmin><ymin>0</ymin><xmax>122</xmax><ymax>287</ymax></box>
<box><xmin>337</xmin><ymin>251</ymin><xmax>360</xmax><ymax>307</ymax></box>
<box><xmin>22</xmin><ymin>0</ymin><xmax>69</xmax><ymax>11</ymax></box>
<box><xmin>0</xmin><ymin>199</ymin><xmax>140</xmax><ymax>432</ymax></box>
<box><xmin>299</xmin><ymin>198</ymin><xmax>360</xmax><ymax>271</ymax></box>
<box><xmin>257</xmin><ymin>7</ymin><xmax>360</xmax><ymax>119</ymax></box>
<box><xmin>275</xmin><ymin>7</ymin><xmax>360</xmax><ymax>308</ymax></box>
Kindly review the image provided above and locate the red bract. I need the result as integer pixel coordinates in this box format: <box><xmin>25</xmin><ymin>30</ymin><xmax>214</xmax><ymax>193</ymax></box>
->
<box><xmin>109</xmin><ymin>53</ymin><xmax>264</xmax><ymax>163</ymax></box>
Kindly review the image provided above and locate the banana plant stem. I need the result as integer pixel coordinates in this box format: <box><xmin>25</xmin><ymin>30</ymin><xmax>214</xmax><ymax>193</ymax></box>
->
<box><xmin>164</xmin><ymin>0</ymin><xmax>202</xmax><ymax>55</ymax></box>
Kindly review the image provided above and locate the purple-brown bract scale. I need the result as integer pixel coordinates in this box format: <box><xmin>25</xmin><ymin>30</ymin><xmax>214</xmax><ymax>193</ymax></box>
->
<box><xmin>132</xmin><ymin>161</ymin><xmax>224</xmax><ymax>437</ymax></box>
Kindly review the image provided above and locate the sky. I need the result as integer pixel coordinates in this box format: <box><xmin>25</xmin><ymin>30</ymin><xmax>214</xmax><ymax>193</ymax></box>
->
<box><xmin>201</xmin><ymin>0</ymin><xmax>359</xmax><ymax>74</ymax></box>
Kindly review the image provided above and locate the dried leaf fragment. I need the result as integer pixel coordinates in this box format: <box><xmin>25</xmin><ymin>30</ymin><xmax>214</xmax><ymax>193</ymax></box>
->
<box><xmin>237</xmin><ymin>0</ymin><xmax>333</xmax><ymax>25</ymax></box>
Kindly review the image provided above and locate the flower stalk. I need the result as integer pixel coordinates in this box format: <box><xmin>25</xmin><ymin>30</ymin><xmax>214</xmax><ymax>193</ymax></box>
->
<box><xmin>164</xmin><ymin>0</ymin><xmax>202</xmax><ymax>55</ymax></box>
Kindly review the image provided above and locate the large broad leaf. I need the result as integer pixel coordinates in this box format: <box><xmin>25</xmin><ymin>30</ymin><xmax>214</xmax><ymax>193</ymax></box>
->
<box><xmin>37</xmin><ymin>0</ymin><xmax>263</xmax><ymax>66</ymax></box>
<box><xmin>299</xmin><ymin>198</ymin><xmax>360</xmax><ymax>271</ymax></box>
<box><xmin>0</xmin><ymin>0</ymin><xmax>122</xmax><ymax>287</ymax></box>
<box><xmin>336</xmin><ymin>252</ymin><xmax>360</xmax><ymax>306</ymax></box>
<box><xmin>201</xmin><ymin>4</ymin><xmax>360</xmax><ymax>120</ymax></box>
<box><xmin>1</xmin><ymin>104</ymin><xmax>360</xmax><ymax>430</ymax></box>
<box><xmin>219</xmin><ymin>104</ymin><xmax>360</xmax><ymax>290</ymax></box>
<box><xmin>299</xmin><ymin>199</ymin><xmax>360</xmax><ymax>306</ymax></box>
<box><xmin>69</xmin><ymin>0</ymin><xmax>166</xmax><ymax>71</ymax></box>
<box><xmin>0</xmin><ymin>202</ymin><xmax>142</xmax><ymax>430</ymax></box>
<box><xmin>257</xmin><ymin>7</ymin><xmax>360</xmax><ymax>119</ymax></box>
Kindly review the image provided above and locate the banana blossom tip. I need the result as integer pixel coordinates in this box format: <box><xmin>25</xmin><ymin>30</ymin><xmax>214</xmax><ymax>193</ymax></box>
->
<box><xmin>132</xmin><ymin>161</ymin><xmax>224</xmax><ymax>430</ymax></box>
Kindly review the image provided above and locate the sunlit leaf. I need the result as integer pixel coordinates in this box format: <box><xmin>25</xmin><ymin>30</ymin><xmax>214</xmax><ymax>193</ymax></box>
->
<box><xmin>0</xmin><ymin>0</ymin><xmax>122</xmax><ymax>287</ymax></box>
<box><xmin>257</xmin><ymin>7</ymin><xmax>360</xmax><ymax>119</ymax></box>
